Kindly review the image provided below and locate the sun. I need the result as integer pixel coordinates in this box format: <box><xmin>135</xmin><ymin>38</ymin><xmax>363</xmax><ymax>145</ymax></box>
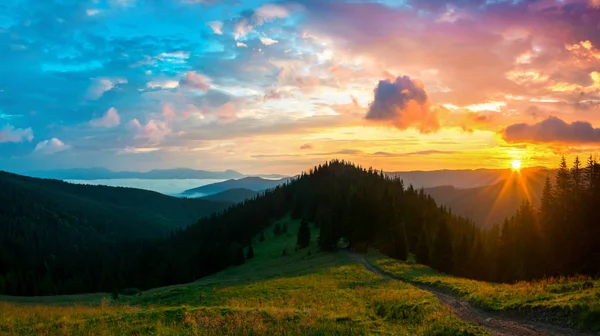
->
<box><xmin>511</xmin><ymin>160</ymin><xmax>522</xmax><ymax>170</ymax></box>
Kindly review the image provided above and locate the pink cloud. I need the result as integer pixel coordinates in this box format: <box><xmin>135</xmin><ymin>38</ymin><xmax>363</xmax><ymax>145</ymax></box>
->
<box><xmin>216</xmin><ymin>102</ymin><xmax>238</xmax><ymax>123</ymax></box>
<box><xmin>130</xmin><ymin>118</ymin><xmax>171</xmax><ymax>144</ymax></box>
<box><xmin>90</xmin><ymin>107</ymin><xmax>120</xmax><ymax>128</ymax></box>
<box><xmin>180</xmin><ymin>71</ymin><xmax>211</xmax><ymax>91</ymax></box>
<box><xmin>0</xmin><ymin>125</ymin><xmax>33</xmax><ymax>143</ymax></box>
<box><xmin>163</xmin><ymin>104</ymin><xmax>176</xmax><ymax>120</ymax></box>
<box><xmin>34</xmin><ymin>138</ymin><xmax>70</xmax><ymax>154</ymax></box>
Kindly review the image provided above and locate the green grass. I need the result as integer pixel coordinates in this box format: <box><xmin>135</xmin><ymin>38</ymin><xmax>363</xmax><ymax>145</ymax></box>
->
<box><xmin>366</xmin><ymin>251</ymin><xmax>600</xmax><ymax>331</ymax></box>
<box><xmin>0</xmin><ymin>217</ymin><xmax>487</xmax><ymax>335</ymax></box>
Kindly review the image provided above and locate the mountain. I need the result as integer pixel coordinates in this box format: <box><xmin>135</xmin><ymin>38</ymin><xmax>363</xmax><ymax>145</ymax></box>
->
<box><xmin>25</xmin><ymin>168</ymin><xmax>245</xmax><ymax>180</ymax></box>
<box><xmin>387</xmin><ymin>167</ymin><xmax>548</xmax><ymax>189</ymax></box>
<box><xmin>200</xmin><ymin>188</ymin><xmax>259</xmax><ymax>203</ymax></box>
<box><xmin>183</xmin><ymin>176</ymin><xmax>289</xmax><ymax>197</ymax></box>
<box><xmin>0</xmin><ymin>170</ymin><xmax>230</xmax><ymax>295</ymax></box>
<box><xmin>424</xmin><ymin>169</ymin><xmax>552</xmax><ymax>228</ymax></box>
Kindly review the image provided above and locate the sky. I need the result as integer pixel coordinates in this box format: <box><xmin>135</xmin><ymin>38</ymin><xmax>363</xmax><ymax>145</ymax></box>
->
<box><xmin>0</xmin><ymin>0</ymin><xmax>599</xmax><ymax>174</ymax></box>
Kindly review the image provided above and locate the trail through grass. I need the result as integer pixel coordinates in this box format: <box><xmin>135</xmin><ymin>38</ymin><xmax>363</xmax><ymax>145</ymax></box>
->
<box><xmin>1</xmin><ymin>217</ymin><xmax>487</xmax><ymax>335</ymax></box>
<box><xmin>365</xmin><ymin>251</ymin><xmax>600</xmax><ymax>332</ymax></box>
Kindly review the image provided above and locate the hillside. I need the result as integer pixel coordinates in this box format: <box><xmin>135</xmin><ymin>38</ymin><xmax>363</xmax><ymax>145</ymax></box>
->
<box><xmin>199</xmin><ymin>188</ymin><xmax>259</xmax><ymax>203</ymax></box>
<box><xmin>425</xmin><ymin>169</ymin><xmax>550</xmax><ymax>228</ymax></box>
<box><xmin>0</xmin><ymin>218</ymin><xmax>487</xmax><ymax>335</ymax></box>
<box><xmin>0</xmin><ymin>171</ymin><xmax>230</xmax><ymax>295</ymax></box>
<box><xmin>2</xmin><ymin>218</ymin><xmax>598</xmax><ymax>335</ymax></box>
<box><xmin>182</xmin><ymin>176</ymin><xmax>288</xmax><ymax>196</ymax></box>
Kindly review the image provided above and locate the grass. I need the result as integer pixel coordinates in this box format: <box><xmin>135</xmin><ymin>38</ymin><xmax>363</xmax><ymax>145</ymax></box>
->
<box><xmin>365</xmin><ymin>251</ymin><xmax>600</xmax><ymax>331</ymax></box>
<box><xmin>0</xmin><ymin>217</ymin><xmax>487</xmax><ymax>336</ymax></box>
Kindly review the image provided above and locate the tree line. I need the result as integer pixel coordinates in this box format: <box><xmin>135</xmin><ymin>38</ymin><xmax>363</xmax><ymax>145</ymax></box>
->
<box><xmin>1</xmin><ymin>158</ymin><xmax>598</xmax><ymax>296</ymax></box>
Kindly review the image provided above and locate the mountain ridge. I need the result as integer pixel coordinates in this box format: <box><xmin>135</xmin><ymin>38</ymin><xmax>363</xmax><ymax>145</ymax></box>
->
<box><xmin>23</xmin><ymin>168</ymin><xmax>289</xmax><ymax>180</ymax></box>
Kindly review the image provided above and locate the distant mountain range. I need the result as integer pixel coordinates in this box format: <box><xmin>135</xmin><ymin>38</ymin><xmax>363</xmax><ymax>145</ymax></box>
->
<box><xmin>24</xmin><ymin>168</ymin><xmax>287</xmax><ymax>180</ymax></box>
<box><xmin>185</xmin><ymin>167</ymin><xmax>555</xmax><ymax>228</ymax></box>
<box><xmin>183</xmin><ymin>176</ymin><xmax>290</xmax><ymax>197</ymax></box>
<box><xmin>424</xmin><ymin>169</ymin><xmax>553</xmax><ymax>228</ymax></box>
<box><xmin>388</xmin><ymin>167</ymin><xmax>549</xmax><ymax>189</ymax></box>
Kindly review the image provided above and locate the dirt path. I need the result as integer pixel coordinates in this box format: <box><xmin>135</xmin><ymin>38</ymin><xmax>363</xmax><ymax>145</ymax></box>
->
<box><xmin>350</xmin><ymin>254</ymin><xmax>593</xmax><ymax>336</ymax></box>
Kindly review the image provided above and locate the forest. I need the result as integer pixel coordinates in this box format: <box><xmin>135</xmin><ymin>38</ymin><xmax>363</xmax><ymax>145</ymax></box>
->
<box><xmin>1</xmin><ymin>157</ymin><xmax>599</xmax><ymax>296</ymax></box>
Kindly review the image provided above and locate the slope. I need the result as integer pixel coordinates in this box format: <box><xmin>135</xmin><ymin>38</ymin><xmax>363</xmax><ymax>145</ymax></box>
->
<box><xmin>0</xmin><ymin>218</ymin><xmax>487</xmax><ymax>336</ymax></box>
<box><xmin>199</xmin><ymin>188</ymin><xmax>259</xmax><ymax>203</ymax></box>
<box><xmin>425</xmin><ymin>169</ymin><xmax>549</xmax><ymax>228</ymax></box>
<box><xmin>0</xmin><ymin>171</ymin><xmax>231</xmax><ymax>296</ymax></box>
<box><xmin>182</xmin><ymin>176</ymin><xmax>288</xmax><ymax>196</ymax></box>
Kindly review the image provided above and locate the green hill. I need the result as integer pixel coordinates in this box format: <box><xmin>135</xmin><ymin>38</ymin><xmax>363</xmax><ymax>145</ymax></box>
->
<box><xmin>199</xmin><ymin>188</ymin><xmax>259</xmax><ymax>203</ymax></box>
<box><xmin>2</xmin><ymin>217</ymin><xmax>599</xmax><ymax>335</ymax></box>
<box><xmin>0</xmin><ymin>218</ymin><xmax>487</xmax><ymax>335</ymax></box>
<box><xmin>0</xmin><ymin>171</ymin><xmax>230</xmax><ymax>296</ymax></box>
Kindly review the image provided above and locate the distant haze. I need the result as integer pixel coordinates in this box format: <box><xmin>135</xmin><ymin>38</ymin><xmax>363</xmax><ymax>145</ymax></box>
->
<box><xmin>66</xmin><ymin>179</ymin><xmax>226</xmax><ymax>196</ymax></box>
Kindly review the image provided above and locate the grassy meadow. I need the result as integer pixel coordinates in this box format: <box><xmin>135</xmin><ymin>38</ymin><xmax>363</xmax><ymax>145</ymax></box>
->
<box><xmin>366</xmin><ymin>251</ymin><xmax>600</xmax><ymax>331</ymax></box>
<box><xmin>0</xmin><ymin>217</ymin><xmax>487</xmax><ymax>336</ymax></box>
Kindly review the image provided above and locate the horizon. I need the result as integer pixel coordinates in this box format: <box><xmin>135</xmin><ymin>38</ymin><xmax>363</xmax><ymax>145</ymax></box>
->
<box><xmin>5</xmin><ymin>162</ymin><xmax>555</xmax><ymax>176</ymax></box>
<box><xmin>1</xmin><ymin>0</ymin><xmax>600</xmax><ymax>175</ymax></box>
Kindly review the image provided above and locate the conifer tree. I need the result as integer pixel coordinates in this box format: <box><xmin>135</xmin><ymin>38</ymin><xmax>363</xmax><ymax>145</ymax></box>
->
<box><xmin>273</xmin><ymin>223</ymin><xmax>282</xmax><ymax>236</ymax></box>
<box><xmin>246</xmin><ymin>245</ymin><xmax>254</xmax><ymax>260</ymax></box>
<box><xmin>297</xmin><ymin>219</ymin><xmax>311</xmax><ymax>249</ymax></box>
<box><xmin>431</xmin><ymin>220</ymin><xmax>453</xmax><ymax>273</ymax></box>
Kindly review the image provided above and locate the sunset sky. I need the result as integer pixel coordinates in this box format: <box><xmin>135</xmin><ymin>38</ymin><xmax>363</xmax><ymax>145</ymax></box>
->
<box><xmin>1</xmin><ymin>0</ymin><xmax>599</xmax><ymax>174</ymax></box>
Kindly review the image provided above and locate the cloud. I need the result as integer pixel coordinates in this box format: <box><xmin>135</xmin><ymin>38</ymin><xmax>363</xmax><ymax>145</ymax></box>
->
<box><xmin>35</xmin><ymin>138</ymin><xmax>70</xmax><ymax>154</ymax></box>
<box><xmin>179</xmin><ymin>71</ymin><xmax>211</xmax><ymax>91</ymax></box>
<box><xmin>215</xmin><ymin>102</ymin><xmax>237</xmax><ymax>123</ymax></box>
<box><xmin>86</xmin><ymin>9</ymin><xmax>100</xmax><ymax>16</ymax></box>
<box><xmin>0</xmin><ymin>125</ymin><xmax>34</xmax><ymax>143</ymax></box>
<box><xmin>236</xmin><ymin>42</ymin><xmax>248</xmax><ymax>48</ymax></box>
<box><xmin>130</xmin><ymin>119</ymin><xmax>171</xmax><ymax>144</ymax></box>
<box><xmin>373</xmin><ymin>150</ymin><xmax>460</xmax><ymax>157</ymax></box>
<box><xmin>366</xmin><ymin>76</ymin><xmax>440</xmax><ymax>133</ymax></box>
<box><xmin>90</xmin><ymin>107</ymin><xmax>120</xmax><ymax>128</ymax></box>
<box><xmin>163</xmin><ymin>104</ymin><xmax>176</xmax><ymax>120</ymax></box>
<box><xmin>86</xmin><ymin>78</ymin><xmax>127</xmax><ymax>100</ymax></box>
<box><xmin>206</xmin><ymin>21</ymin><xmax>223</xmax><ymax>35</ymax></box>
<box><xmin>234</xmin><ymin>4</ymin><xmax>290</xmax><ymax>40</ymax></box>
<box><xmin>253</xmin><ymin>4</ymin><xmax>290</xmax><ymax>25</ymax></box>
<box><xmin>260</xmin><ymin>37</ymin><xmax>279</xmax><ymax>46</ymax></box>
<box><xmin>300</xmin><ymin>143</ymin><xmax>313</xmax><ymax>150</ymax></box>
<box><xmin>502</xmin><ymin>117</ymin><xmax>600</xmax><ymax>144</ymax></box>
<box><xmin>146</xmin><ymin>80</ymin><xmax>179</xmax><ymax>90</ymax></box>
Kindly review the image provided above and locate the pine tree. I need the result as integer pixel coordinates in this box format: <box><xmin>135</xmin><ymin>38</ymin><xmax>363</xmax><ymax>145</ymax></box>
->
<box><xmin>572</xmin><ymin>156</ymin><xmax>583</xmax><ymax>196</ymax></box>
<box><xmin>259</xmin><ymin>231</ymin><xmax>265</xmax><ymax>242</ymax></box>
<box><xmin>297</xmin><ymin>219</ymin><xmax>311</xmax><ymax>249</ymax></box>
<box><xmin>246</xmin><ymin>245</ymin><xmax>254</xmax><ymax>260</ymax></box>
<box><xmin>414</xmin><ymin>226</ymin><xmax>430</xmax><ymax>264</ymax></box>
<box><xmin>273</xmin><ymin>223</ymin><xmax>282</xmax><ymax>236</ymax></box>
<box><xmin>431</xmin><ymin>220</ymin><xmax>453</xmax><ymax>273</ymax></box>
